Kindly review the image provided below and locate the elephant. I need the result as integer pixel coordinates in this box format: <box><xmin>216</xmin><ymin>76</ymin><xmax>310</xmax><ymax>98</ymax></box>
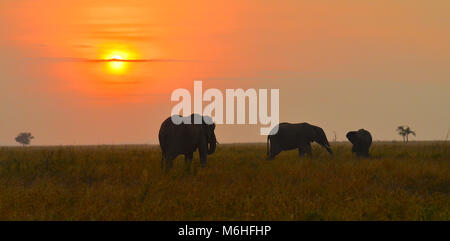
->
<box><xmin>158</xmin><ymin>114</ymin><xmax>217</xmax><ymax>170</ymax></box>
<box><xmin>267</xmin><ymin>122</ymin><xmax>333</xmax><ymax>159</ymax></box>
<box><xmin>346</xmin><ymin>129</ymin><xmax>372</xmax><ymax>158</ymax></box>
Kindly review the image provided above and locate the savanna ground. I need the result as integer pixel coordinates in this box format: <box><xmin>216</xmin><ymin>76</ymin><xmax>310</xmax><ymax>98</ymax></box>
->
<box><xmin>0</xmin><ymin>142</ymin><xmax>448</xmax><ymax>220</ymax></box>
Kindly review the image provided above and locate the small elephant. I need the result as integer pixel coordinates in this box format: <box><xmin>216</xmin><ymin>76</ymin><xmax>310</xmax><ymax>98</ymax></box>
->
<box><xmin>346</xmin><ymin>129</ymin><xmax>372</xmax><ymax>158</ymax></box>
<box><xmin>267</xmin><ymin>122</ymin><xmax>333</xmax><ymax>159</ymax></box>
<box><xmin>158</xmin><ymin>114</ymin><xmax>217</xmax><ymax>170</ymax></box>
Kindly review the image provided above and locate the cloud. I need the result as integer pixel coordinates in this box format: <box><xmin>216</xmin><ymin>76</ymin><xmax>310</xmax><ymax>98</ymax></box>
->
<box><xmin>101</xmin><ymin>80</ymin><xmax>141</xmax><ymax>85</ymax></box>
<box><xmin>37</xmin><ymin>57</ymin><xmax>209</xmax><ymax>63</ymax></box>
<box><xmin>73</xmin><ymin>44</ymin><xmax>94</xmax><ymax>48</ymax></box>
<box><xmin>31</xmin><ymin>44</ymin><xmax>48</xmax><ymax>48</ymax></box>
<box><xmin>89</xmin><ymin>30</ymin><xmax>154</xmax><ymax>42</ymax></box>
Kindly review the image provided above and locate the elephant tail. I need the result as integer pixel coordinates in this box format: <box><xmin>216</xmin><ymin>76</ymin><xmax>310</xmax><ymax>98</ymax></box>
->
<box><xmin>267</xmin><ymin>135</ymin><xmax>270</xmax><ymax>156</ymax></box>
<box><xmin>159</xmin><ymin>134</ymin><xmax>166</xmax><ymax>170</ymax></box>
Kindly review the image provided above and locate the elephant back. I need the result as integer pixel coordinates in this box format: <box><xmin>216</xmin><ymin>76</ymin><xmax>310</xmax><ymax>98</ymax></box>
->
<box><xmin>357</xmin><ymin>129</ymin><xmax>372</xmax><ymax>145</ymax></box>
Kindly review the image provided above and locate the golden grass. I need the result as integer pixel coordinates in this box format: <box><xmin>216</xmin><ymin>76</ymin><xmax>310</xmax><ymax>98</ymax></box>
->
<box><xmin>0</xmin><ymin>141</ymin><xmax>448</xmax><ymax>220</ymax></box>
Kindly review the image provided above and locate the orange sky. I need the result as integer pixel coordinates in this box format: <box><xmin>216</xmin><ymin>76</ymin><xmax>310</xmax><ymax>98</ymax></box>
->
<box><xmin>0</xmin><ymin>0</ymin><xmax>449</xmax><ymax>145</ymax></box>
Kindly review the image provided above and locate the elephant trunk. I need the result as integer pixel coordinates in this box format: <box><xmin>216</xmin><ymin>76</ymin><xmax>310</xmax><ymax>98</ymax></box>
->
<box><xmin>325</xmin><ymin>145</ymin><xmax>333</xmax><ymax>155</ymax></box>
<box><xmin>320</xmin><ymin>139</ymin><xmax>333</xmax><ymax>155</ymax></box>
<box><xmin>207</xmin><ymin>133</ymin><xmax>217</xmax><ymax>154</ymax></box>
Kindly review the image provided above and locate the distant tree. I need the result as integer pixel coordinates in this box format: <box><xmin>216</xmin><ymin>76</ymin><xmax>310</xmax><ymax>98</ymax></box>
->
<box><xmin>15</xmin><ymin>132</ymin><xmax>34</xmax><ymax>146</ymax></box>
<box><xmin>396</xmin><ymin>126</ymin><xmax>415</xmax><ymax>143</ymax></box>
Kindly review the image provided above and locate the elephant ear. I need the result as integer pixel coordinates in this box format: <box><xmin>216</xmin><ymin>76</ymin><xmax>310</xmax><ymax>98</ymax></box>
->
<box><xmin>346</xmin><ymin>131</ymin><xmax>358</xmax><ymax>144</ymax></box>
<box><xmin>307</xmin><ymin>126</ymin><xmax>320</xmax><ymax>142</ymax></box>
<box><xmin>201</xmin><ymin>116</ymin><xmax>216</xmax><ymax>138</ymax></box>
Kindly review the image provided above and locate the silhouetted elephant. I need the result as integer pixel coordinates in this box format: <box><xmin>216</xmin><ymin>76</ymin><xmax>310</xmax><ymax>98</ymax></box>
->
<box><xmin>159</xmin><ymin>114</ymin><xmax>217</xmax><ymax>170</ymax></box>
<box><xmin>267</xmin><ymin>122</ymin><xmax>333</xmax><ymax>159</ymax></box>
<box><xmin>346</xmin><ymin>129</ymin><xmax>372</xmax><ymax>158</ymax></box>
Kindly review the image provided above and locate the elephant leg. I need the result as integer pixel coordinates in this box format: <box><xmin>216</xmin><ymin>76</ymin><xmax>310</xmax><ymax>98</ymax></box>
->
<box><xmin>161</xmin><ymin>150</ymin><xmax>168</xmax><ymax>170</ymax></box>
<box><xmin>362</xmin><ymin>146</ymin><xmax>370</xmax><ymax>158</ymax></box>
<box><xmin>199</xmin><ymin>153</ymin><xmax>207</xmax><ymax>167</ymax></box>
<box><xmin>164</xmin><ymin>153</ymin><xmax>176</xmax><ymax>171</ymax></box>
<box><xmin>352</xmin><ymin>144</ymin><xmax>363</xmax><ymax>159</ymax></box>
<box><xmin>184</xmin><ymin>152</ymin><xmax>193</xmax><ymax>169</ymax></box>
<box><xmin>305</xmin><ymin>143</ymin><xmax>312</xmax><ymax>156</ymax></box>
<box><xmin>298</xmin><ymin>142</ymin><xmax>311</xmax><ymax>157</ymax></box>
<box><xmin>165</xmin><ymin>159</ymin><xmax>174</xmax><ymax>170</ymax></box>
<box><xmin>354</xmin><ymin>149</ymin><xmax>362</xmax><ymax>159</ymax></box>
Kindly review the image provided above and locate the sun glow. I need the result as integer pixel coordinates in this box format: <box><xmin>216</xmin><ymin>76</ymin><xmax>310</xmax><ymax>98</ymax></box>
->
<box><xmin>108</xmin><ymin>55</ymin><xmax>125</xmax><ymax>73</ymax></box>
<box><xmin>103</xmin><ymin>50</ymin><xmax>132</xmax><ymax>74</ymax></box>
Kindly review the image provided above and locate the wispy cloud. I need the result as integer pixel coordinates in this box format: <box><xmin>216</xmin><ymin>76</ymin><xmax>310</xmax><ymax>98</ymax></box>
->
<box><xmin>89</xmin><ymin>30</ymin><xmax>154</xmax><ymax>42</ymax></box>
<box><xmin>101</xmin><ymin>80</ymin><xmax>142</xmax><ymax>85</ymax></box>
<box><xmin>72</xmin><ymin>44</ymin><xmax>94</xmax><ymax>48</ymax></box>
<box><xmin>37</xmin><ymin>57</ymin><xmax>210</xmax><ymax>63</ymax></box>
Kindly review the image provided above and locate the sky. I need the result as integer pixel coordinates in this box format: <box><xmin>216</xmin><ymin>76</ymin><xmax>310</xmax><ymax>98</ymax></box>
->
<box><xmin>0</xmin><ymin>0</ymin><xmax>449</xmax><ymax>145</ymax></box>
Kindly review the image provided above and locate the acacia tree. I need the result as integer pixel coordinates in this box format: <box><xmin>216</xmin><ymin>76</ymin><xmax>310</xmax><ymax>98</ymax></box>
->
<box><xmin>15</xmin><ymin>132</ymin><xmax>34</xmax><ymax>146</ymax></box>
<box><xmin>396</xmin><ymin>126</ymin><xmax>415</xmax><ymax>143</ymax></box>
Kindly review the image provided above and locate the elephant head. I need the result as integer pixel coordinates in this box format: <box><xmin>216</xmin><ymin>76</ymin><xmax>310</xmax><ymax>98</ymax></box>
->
<box><xmin>310</xmin><ymin>126</ymin><xmax>333</xmax><ymax>155</ymax></box>
<box><xmin>202</xmin><ymin>115</ymin><xmax>217</xmax><ymax>155</ymax></box>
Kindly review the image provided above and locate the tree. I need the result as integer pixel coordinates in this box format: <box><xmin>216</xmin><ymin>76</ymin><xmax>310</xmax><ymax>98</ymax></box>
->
<box><xmin>396</xmin><ymin>126</ymin><xmax>415</xmax><ymax>143</ymax></box>
<box><xmin>15</xmin><ymin>132</ymin><xmax>34</xmax><ymax>146</ymax></box>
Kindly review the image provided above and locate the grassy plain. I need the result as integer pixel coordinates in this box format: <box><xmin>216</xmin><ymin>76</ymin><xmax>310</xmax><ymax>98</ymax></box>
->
<box><xmin>0</xmin><ymin>142</ymin><xmax>448</xmax><ymax>220</ymax></box>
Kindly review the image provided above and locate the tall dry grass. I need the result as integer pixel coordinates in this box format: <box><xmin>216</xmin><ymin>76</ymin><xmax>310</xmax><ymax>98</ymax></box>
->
<box><xmin>0</xmin><ymin>142</ymin><xmax>448</xmax><ymax>220</ymax></box>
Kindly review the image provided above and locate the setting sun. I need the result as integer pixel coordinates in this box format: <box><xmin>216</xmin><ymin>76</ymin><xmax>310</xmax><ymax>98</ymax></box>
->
<box><xmin>110</xmin><ymin>55</ymin><xmax>123</xmax><ymax>61</ymax></box>
<box><xmin>104</xmin><ymin>51</ymin><xmax>128</xmax><ymax>74</ymax></box>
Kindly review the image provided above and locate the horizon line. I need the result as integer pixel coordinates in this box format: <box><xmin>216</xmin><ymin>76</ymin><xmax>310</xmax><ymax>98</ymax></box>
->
<box><xmin>0</xmin><ymin>140</ymin><xmax>447</xmax><ymax>147</ymax></box>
